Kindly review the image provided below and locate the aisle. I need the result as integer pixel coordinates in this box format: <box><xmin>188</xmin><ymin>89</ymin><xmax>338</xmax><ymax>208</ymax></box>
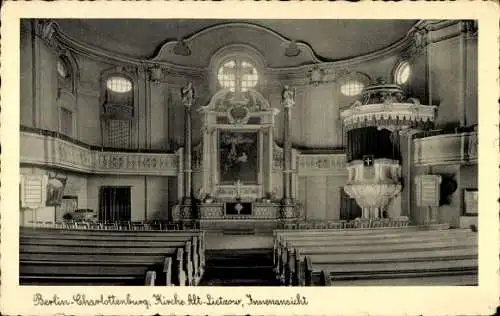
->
<box><xmin>199</xmin><ymin>248</ymin><xmax>279</xmax><ymax>286</ymax></box>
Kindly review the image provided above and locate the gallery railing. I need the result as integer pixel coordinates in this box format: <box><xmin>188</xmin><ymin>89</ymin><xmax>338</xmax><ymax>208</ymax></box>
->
<box><xmin>20</xmin><ymin>126</ymin><xmax>179</xmax><ymax>176</ymax></box>
<box><xmin>413</xmin><ymin>126</ymin><xmax>478</xmax><ymax>166</ymax></box>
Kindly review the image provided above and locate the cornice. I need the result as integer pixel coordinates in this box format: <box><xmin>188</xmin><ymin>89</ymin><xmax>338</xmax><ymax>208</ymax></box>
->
<box><xmin>51</xmin><ymin>21</ymin><xmax>206</xmax><ymax>77</ymax></box>
<box><xmin>40</xmin><ymin>19</ymin><xmax>468</xmax><ymax>83</ymax></box>
<box><xmin>152</xmin><ymin>22</ymin><xmax>322</xmax><ymax>65</ymax></box>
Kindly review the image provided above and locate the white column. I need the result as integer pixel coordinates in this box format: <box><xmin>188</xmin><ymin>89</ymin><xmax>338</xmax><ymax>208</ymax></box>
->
<box><xmin>267</xmin><ymin>127</ymin><xmax>273</xmax><ymax>194</ymax></box>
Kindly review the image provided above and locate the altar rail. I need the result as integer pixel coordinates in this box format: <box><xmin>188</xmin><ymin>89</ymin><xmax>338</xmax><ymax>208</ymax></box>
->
<box><xmin>413</xmin><ymin>127</ymin><xmax>477</xmax><ymax>166</ymax></box>
<box><xmin>281</xmin><ymin>217</ymin><xmax>411</xmax><ymax>230</ymax></box>
<box><xmin>20</xmin><ymin>126</ymin><xmax>178</xmax><ymax>176</ymax></box>
<box><xmin>22</xmin><ymin>220</ymin><xmax>183</xmax><ymax>231</ymax></box>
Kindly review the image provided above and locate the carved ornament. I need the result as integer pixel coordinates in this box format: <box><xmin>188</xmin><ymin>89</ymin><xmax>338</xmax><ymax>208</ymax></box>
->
<box><xmin>341</xmin><ymin>81</ymin><xmax>437</xmax><ymax>132</ymax></box>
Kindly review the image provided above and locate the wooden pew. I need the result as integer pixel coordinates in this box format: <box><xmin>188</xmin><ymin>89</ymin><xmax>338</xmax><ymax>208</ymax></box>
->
<box><xmin>279</xmin><ymin>232</ymin><xmax>476</xmax><ymax>284</ymax></box>
<box><xmin>20</xmin><ymin>235</ymin><xmax>202</xmax><ymax>284</ymax></box>
<box><xmin>20</xmin><ymin>228</ymin><xmax>205</xmax><ymax>286</ymax></box>
<box><xmin>308</xmin><ymin>258</ymin><xmax>478</xmax><ymax>286</ymax></box>
<box><xmin>20</xmin><ymin>227</ymin><xmax>206</xmax><ymax>284</ymax></box>
<box><xmin>20</xmin><ymin>241</ymin><xmax>187</xmax><ymax>286</ymax></box>
<box><xmin>276</xmin><ymin>229</ymin><xmax>475</xmax><ymax>271</ymax></box>
<box><xmin>277</xmin><ymin>230</ymin><xmax>477</xmax><ymax>286</ymax></box>
<box><xmin>273</xmin><ymin>226</ymin><xmax>458</xmax><ymax>275</ymax></box>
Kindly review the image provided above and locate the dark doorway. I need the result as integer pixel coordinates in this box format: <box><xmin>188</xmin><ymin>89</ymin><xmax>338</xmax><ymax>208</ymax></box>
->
<box><xmin>99</xmin><ymin>187</ymin><xmax>131</xmax><ymax>222</ymax></box>
<box><xmin>340</xmin><ymin>188</ymin><xmax>362</xmax><ymax>220</ymax></box>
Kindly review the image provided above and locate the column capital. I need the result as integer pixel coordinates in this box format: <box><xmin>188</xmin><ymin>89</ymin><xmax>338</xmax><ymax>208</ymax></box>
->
<box><xmin>148</xmin><ymin>64</ymin><xmax>164</xmax><ymax>84</ymax></box>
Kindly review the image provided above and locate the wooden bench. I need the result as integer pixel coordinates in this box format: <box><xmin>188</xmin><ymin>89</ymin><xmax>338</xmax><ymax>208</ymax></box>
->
<box><xmin>280</xmin><ymin>235</ymin><xmax>477</xmax><ymax>285</ymax></box>
<box><xmin>20</xmin><ymin>228</ymin><xmax>206</xmax><ymax>286</ymax></box>
<box><xmin>276</xmin><ymin>229</ymin><xmax>474</xmax><ymax>273</ymax></box>
<box><xmin>273</xmin><ymin>226</ymin><xmax>453</xmax><ymax>275</ymax></box>
<box><xmin>273</xmin><ymin>227</ymin><xmax>477</xmax><ymax>286</ymax></box>
<box><xmin>21</xmin><ymin>227</ymin><xmax>206</xmax><ymax>281</ymax></box>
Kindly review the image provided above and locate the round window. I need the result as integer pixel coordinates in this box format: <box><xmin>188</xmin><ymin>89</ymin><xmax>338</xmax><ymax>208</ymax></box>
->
<box><xmin>395</xmin><ymin>61</ymin><xmax>411</xmax><ymax>85</ymax></box>
<box><xmin>57</xmin><ymin>60</ymin><xmax>67</xmax><ymax>78</ymax></box>
<box><xmin>106</xmin><ymin>76</ymin><xmax>133</xmax><ymax>93</ymax></box>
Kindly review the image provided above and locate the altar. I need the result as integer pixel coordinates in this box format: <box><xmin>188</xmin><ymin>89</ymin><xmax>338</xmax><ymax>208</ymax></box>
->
<box><xmin>172</xmin><ymin>86</ymin><xmax>300</xmax><ymax>234</ymax></box>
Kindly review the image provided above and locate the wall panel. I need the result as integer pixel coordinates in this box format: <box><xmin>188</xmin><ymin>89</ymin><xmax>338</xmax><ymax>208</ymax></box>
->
<box><xmin>429</xmin><ymin>38</ymin><xmax>462</xmax><ymax>127</ymax></box>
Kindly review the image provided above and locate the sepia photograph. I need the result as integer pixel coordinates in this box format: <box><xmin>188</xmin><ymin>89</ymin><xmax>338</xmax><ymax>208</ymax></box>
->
<box><xmin>1</xmin><ymin>2</ymin><xmax>498</xmax><ymax>315</ymax></box>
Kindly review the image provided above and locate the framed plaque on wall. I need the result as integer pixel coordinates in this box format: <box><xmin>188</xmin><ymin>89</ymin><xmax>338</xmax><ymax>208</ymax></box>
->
<box><xmin>415</xmin><ymin>175</ymin><xmax>442</xmax><ymax>207</ymax></box>
<box><xmin>463</xmin><ymin>188</ymin><xmax>478</xmax><ymax>215</ymax></box>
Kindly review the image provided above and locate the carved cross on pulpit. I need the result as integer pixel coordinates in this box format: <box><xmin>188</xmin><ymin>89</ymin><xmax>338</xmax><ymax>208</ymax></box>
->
<box><xmin>235</xmin><ymin>180</ymin><xmax>242</xmax><ymax>199</ymax></box>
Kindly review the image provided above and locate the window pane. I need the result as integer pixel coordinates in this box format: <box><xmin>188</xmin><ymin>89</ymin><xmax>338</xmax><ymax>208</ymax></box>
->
<box><xmin>106</xmin><ymin>76</ymin><xmax>133</xmax><ymax>93</ymax></box>
<box><xmin>217</xmin><ymin>59</ymin><xmax>258</xmax><ymax>91</ymax></box>
<box><xmin>340</xmin><ymin>80</ymin><xmax>364</xmax><ymax>96</ymax></box>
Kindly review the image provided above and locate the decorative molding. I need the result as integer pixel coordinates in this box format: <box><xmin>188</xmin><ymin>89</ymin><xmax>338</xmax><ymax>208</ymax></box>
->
<box><xmin>148</xmin><ymin>64</ymin><xmax>165</xmax><ymax>83</ymax></box>
<box><xmin>297</xmin><ymin>154</ymin><xmax>347</xmax><ymax>176</ymax></box>
<box><xmin>341</xmin><ymin>102</ymin><xmax>436</xmax><ymax>132</ymax></box>
<box><xmin>152</xmin><ymin>22</ymin><xmax>321</xmax><ymax>68</ymax></box>
<box><xmin>215</xmin><ymin>185</ymin><xmax>261</xmax><ymax>200</ymax></box>
<box><xmin>461</xmin><ymin>20</ymin><xmax>478</xmax><ymax>38</ymax></box>
<box><xmin>340</xmin><ymin>81</ymin><xmax>437</xmax><ymax>132</ymax></box>
<box><xmin>21</xmin><ymin>132</ymin><xmax>178</xmax><ymax>176</ymax></box>
<box><xmin>307</xmin><ymin>65</ymin><xmax>325</xmax><ymax>86</ymax></box>
<box><xmin>401</xmin><ymin>27</ymin><xmax>429</xmax><ymax>60</ymax></box>
<box><xmin>200</xmin><ymin>88</ymin><xmax>272</xmax><ymax>113</ymax></box>
<box><xmin>41</xmin><ymin>19</ymin><xmax>467</xmax><ymax>88</ymax></box>
<box><xmin>413</xmin><ymin>131</ymin><xmax>478</xmax><ymax>166</ymax></box>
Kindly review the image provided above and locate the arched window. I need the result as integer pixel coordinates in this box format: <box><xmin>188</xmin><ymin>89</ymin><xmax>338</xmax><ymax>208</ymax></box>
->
<box><xmin>394</xmin><ymin>61</ymin><xmax>411</xmax><ymax>85</ymax></box>
<box><xmin>57</xmin><ymin>56</ymin><xmax>75</xmax><ymax>137</ymax></box>
<box><xmin>340</xmin><ymin>79</ymin><xmax>365</xmax><ymax>97</ymax></box>
<box><xmin>101</xmin><ymin>73</ymin><xmax>135</xmax><ymax>149</ymax></box>
<box><xmin>103</xmin><ymin>75</ymin><xmax>134</xmax><ymax>117</ymax></box>
<box><xmin>217</xmin><ymin>59</ymin><xmax>259</xmax><ymax>92</ymax></box>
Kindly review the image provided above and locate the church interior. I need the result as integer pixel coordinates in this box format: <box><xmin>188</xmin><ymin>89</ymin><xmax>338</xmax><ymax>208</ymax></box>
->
<box><xmin>18</xmin><ymin>19</ymin><xmax>479</xmax><ymax>286</ymax></box>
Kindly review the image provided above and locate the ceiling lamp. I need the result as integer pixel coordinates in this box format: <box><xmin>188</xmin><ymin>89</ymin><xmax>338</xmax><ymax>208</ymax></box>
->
<box><xmin>174</xmin><ymin>39</ymin><xmax>191</xmax><ymax>56</ymax></box>
<box><xmin>285</xmin><ymin>40</ymin><xmax>301</xmax><ymax>57</ymax></box>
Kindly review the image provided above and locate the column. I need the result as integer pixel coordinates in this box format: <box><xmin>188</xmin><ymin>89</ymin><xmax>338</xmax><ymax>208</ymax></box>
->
<box><xmin>181</xmin><ymin>83</ymin><xmax>195</xmax><ymax>204</ymax></box>
<box><xmin>177</xmin><ymin>148</ymin><xmax>184</xmax><ymax>203</ymax></box>
<box><xmin>282</xmin><ymin>87</ymin><xmax>294</xmax><ymax>205</ymax></box>
<box><xmin>267</xmin><ymin>127</ymin><xmax>273</xmax><ymax>195</ymax></box>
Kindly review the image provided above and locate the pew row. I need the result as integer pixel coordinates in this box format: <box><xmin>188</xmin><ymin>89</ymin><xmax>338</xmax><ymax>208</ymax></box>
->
<box><xmin>21</xmin><ymin>227</ymin><xmax>205</xmax><ymax>280</ymax></box>
<box><xmin>20</xmin><ymin>228</ymin><xmax>206</xmax><ymax>286</ymax></box>
<box><xmin>273</xmin><ymin>225</ymin><xmax>451</xmax><ymax>272</ymax></box>
<box><xmin>274</xmin><ymin>227</ymin><xmax>477</xmax><ymax>286</ymax></box>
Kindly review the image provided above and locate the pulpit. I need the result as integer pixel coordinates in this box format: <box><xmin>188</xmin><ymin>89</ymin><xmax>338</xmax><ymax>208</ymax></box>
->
<box><xmin>172</xmin><ymin>87</ymin><xmax>300</xmax><ymax>234</ymax></box>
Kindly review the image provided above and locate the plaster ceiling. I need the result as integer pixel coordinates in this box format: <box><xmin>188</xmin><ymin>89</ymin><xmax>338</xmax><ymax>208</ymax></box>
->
<box><xmin>54</xmin><ymin>19</ymin><xmax>418</xmax><ymax>61</ymax></box>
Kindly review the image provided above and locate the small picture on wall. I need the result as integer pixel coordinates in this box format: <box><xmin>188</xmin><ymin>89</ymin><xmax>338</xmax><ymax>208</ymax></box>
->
<box><xmin>46</xmin><ymin>174</ymin><xmax>68</xmax><ymax>207</ymax></box>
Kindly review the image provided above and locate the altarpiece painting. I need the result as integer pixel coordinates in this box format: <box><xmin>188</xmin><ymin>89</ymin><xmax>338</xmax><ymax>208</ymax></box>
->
<box><xmin>219</xmin><ymin>131</ymin><xmax>258</xmax><ymax>184</ymax></box>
